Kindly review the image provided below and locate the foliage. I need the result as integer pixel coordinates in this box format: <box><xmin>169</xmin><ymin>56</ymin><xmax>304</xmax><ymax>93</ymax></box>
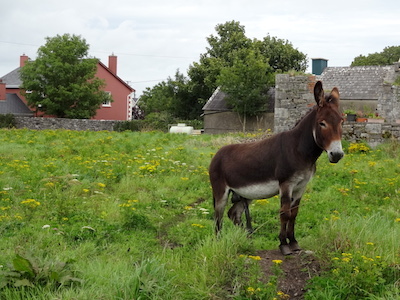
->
<box><xmin>217</xmin><ymin>47</ymin><xmax>274</xmax><ymax>129</ymax></box>
<box><xmin>114</xmin><ymin>117</ymin><xmax>203</xmax><ymax>132</ymax></box>
<box><xmin>351</xmin><ymin>45</ymin><xmax>400</xmax><ymax>66</ymax></box>
<box><xmin>113</xmin><ymin>120</ymin><xmax>144</xmax><ymax>132</ymax></box>
<box><xmin>0</xmin><ymin>253</ymin><xmax>82</xmax><ymax>289</ymax></box>
<box><xmin>139</xmin><ymin>71</ymin><xmax>202</xmax><ymax>120</ymax></box>
<box><xmin>20</xmin><ymin>34</ymin><xmax>110</xmax><ymax>118</ymax></box>
<box><xmin>0</xmin><ymin>114</ymin><xmax>16</xmax><ymax>128</ymax></box>
<box><xmin>0</xmin><ymin>129</ymin><xmax>398</xmax><ymax>299</ymax></box>
<box><xmin>143</xmin><ymin>20</ymin><xmax>308</xmax><ymax>119</ymax></box>
<box><xmin>255</xmin><ymin>35</ymin><xmax>308</xmax><ymax>73</ymax></box>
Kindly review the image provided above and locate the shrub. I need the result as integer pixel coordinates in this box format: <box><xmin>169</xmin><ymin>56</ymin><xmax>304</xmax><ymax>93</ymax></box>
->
<box><xmin>0</xmin><ymin>114</ymin><xmax>16</xmax><ymax>128</ymax></box>
<box><xmin>0</xmin><ymin>254</ymin><xmax>82</xmax><ymax>289</ymax></box>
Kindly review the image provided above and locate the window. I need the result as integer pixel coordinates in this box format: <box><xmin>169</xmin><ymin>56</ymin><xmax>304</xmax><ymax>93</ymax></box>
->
<box><xmin>102</xmin><ymin>91</ymin><xmax>112</xmax><ymax>107</ymax></box>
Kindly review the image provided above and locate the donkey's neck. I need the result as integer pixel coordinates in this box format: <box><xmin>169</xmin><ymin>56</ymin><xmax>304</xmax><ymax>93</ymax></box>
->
<box><xmin>290</xmin><ymin>109</ymin><xmax>323</xmax><ymax>163</ymax></box>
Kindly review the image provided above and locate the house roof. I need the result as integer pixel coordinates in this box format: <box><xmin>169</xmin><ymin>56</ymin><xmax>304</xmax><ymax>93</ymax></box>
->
<box><xmin>0</xmin><ymin>61</ymin><xmax>135</xmax><ymax>93</ymax></box>
<box><xmin>0</xmin><ymin>93</ymin><xmax>33</xmax><ymax>116</ymax></box>
<box><xmin>0</xmin><ymin>68</ymin><xmax>22</xmax><ymax>88</ymax></box>
<box><xmin>202</xmin><ymin>86</ymin><xmax>275</xmax><ymax>112</ymax></box>
<box><xmin>202</xmin><ymin>87</ymin><xmax>230</xmax><ymax>111</ymax></box>
<box><xmin>317</xmin><ymin>65</ymin><xmax>397</xmax><ymax>100</ymax></box>
<box><xmin>97</xmin><ymin>61</ymin><xmax>135</xmax><ymax>92</ymax></box>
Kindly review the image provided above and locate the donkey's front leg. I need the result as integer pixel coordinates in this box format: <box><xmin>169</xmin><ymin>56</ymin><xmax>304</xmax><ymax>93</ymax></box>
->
<box><xmin>279</xmin><ymin>189</ymin><xmax>293</xmax><ymax>255</ymax></box>
<box><xmin>287</xmin><ymin>198</ymin><xmax>301</xmax><ymax>252</ymax></box>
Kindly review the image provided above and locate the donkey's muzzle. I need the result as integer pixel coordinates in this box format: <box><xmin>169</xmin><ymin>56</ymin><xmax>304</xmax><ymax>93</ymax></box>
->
<box><xmin>328</xmin><ymin>150</ymin><xmax>344</xmax><ymax>163</ymax></box>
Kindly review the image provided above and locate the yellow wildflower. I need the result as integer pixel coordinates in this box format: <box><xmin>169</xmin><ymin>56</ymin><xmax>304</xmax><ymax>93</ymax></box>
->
<box><xmin>248</xmin><ymin>255</ymin><xmax>261</xmax><ymax>261</ymax></box>
<box><xmin>272</xmin><ymin>259</ymin><xmax>283</xmax><ymax>264</ymax></box>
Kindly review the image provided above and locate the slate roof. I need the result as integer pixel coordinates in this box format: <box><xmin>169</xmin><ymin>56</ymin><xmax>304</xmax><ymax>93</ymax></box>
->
<box><xmin>202</xmin><ymin>87</ymin><xmax>230</xmax><ymax>111</ymax></box>
<box><xmin>0</xmin><ymin>94</ymin><xmax>33</xmax><ymax>116</ymax></box>
<box><xmin>0</xmin><ymin>67</ymin><xmax>22</xmax><ymax>88</ymax></box>
<box><xmin>317</xmin><ymin>65</ymin><xmax>396</xmax><ymax>100</ymax></box>
<box><xmin>203</xmin><ymin>86</ymin><xmax>275</xmax><ymax>112</ymax></box>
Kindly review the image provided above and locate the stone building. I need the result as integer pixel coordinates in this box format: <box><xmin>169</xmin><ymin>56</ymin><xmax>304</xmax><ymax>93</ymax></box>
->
<box><xmin>202</xmin><ymin>86</ymin><xmax>275</xmax><ymax>134</ymax></box>
<box><xmin>202</xmin><ymin>60</ymin><xmax>400</xmax><ymax>134</ymax></box>
<box><xmin>316</xmin><ymin>62</ymin><xmax>400</xmax><ymax>123</ymax></box>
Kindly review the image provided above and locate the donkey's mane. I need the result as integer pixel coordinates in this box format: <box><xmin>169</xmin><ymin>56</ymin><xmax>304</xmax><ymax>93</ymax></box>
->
<box><xmin>292</xmin><ymin>106</ymin><xmax>316</xmax><ymax>129</ymax></box>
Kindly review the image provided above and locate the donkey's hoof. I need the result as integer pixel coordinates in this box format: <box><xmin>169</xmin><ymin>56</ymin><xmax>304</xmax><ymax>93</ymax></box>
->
<box><xmin>289</xmin><ymin>242</ymin><xmax>301</xmax><ymax>252</ymax></box>
<box><xmin>279</xmin><ymin>244</ymin><xmax>293</xmax><ymax>256</ymax></box>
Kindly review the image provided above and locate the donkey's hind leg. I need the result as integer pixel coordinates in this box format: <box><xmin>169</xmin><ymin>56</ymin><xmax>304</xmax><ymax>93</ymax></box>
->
<box><xmin>228</xmin><ymin>193</ymin><xmax>253</xmax><ymax>233</ymax></box>
<box><xmin>214</xmin><ymin>189</ymin><xmax>229</xmax><ymax>234</ymax></box>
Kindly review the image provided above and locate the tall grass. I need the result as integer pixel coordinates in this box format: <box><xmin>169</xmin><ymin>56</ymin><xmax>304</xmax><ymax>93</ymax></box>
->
<box><xmin>0</xmin><ymin>129</ymin><xmax>399</xmax><ymax>299</ymax></box>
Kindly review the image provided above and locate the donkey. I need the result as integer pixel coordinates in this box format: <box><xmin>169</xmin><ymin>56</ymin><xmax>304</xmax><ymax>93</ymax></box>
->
<box><xmin>209</xmin><ymin>81</ymin><xmax>344</xmax><ymax>255</ymax></box>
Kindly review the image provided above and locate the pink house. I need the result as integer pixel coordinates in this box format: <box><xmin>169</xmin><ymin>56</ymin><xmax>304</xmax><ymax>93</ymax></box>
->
<box><xmin>0</xmin><ymin>55</ymin><xmax>135</xmax><ymax>121</ymax></box>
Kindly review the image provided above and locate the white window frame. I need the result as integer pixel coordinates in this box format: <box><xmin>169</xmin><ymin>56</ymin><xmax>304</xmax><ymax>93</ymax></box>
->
<box><xmin>102</xmin><ymin>91</ymin><xmax>112</xmax><ymax>107</ymax></box>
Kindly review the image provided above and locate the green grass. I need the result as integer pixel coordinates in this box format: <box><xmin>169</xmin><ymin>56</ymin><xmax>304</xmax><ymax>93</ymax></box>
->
<box><xmin>0</xmin><ymin>129</ymin><xmax>399</xmax><ymax>299</ymax></box>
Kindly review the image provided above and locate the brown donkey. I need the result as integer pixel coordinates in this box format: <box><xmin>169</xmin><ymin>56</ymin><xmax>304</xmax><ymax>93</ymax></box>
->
<box><xmin>209</xmin><ymin>81</ymin><xmax>344</xmax><ymax>255</ymax></box>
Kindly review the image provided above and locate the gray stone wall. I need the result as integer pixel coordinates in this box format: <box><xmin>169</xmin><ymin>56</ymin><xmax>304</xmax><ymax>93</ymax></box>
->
<box><xmin>15</xmin><ymin>116</ymin><xmax>117</xmax><ymax>131</ymax></box>
<box><xmin>274</xmin><ymin>74</ymin><xmax>316</xmax><ymax>133</ymax></box>
<box><xmin>204</xmin><ymin>111</ymin><xmax>274</xmax><ymax>134</ymax></box>
<box><xmin>275</xmin><ymin>74</ymin><xmax>400</xmax><ymax>146</ymax></box>
<box><xmin>343</xmin><ymin>122</ymin><xmax>400</xmax><ymax>147</ymax></box>
<box><xmin>378</xmin><ymin>84</ymin><xmax>400</xmax><ymax>123</ymax></box>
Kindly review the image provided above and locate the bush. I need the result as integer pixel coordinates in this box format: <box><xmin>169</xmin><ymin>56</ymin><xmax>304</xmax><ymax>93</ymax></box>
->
<box><xmin>0</xmin><ymin>114</ymin><xmax>16</xmax><ymax>128</ymax></box>
<box><xmin>114</xmin><ymin>115</ymin><xmax>204</xmax><ymax>132</ymax></box>
<box><xmin>114</xmin><ymin>120</ymin><xmax>143</xmax><ymax>132</ymax></box>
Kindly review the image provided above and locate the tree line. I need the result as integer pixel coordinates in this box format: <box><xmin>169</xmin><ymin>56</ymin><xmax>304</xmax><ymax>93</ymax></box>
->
<box><xmin>20</xmin><ymin>22</ymin><xmax>400</xmax><ymax>120</ymax></box>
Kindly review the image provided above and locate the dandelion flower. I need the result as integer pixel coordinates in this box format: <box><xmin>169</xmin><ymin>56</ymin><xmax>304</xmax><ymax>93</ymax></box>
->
<box><xmin>272</xmin><ymin>259</ymin><xmax>283</xmax><ymax>264</ymax></box>
<box><xmin>249</xmin><ymin>255</ymin><xmax>261</xmax><ymax>261</ymax></box>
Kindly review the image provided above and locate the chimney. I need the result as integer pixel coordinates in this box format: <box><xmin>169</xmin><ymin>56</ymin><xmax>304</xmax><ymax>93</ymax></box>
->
<box><xmin>0</xmin><ymin>80</ymin><xmax>6</xmax><ymax>101</ymax></box>
<box><xmin>311</xmin><ymin>58</ymin><xmax>328</xmax><ymax>75</ymax></box>
<box><xmin>20</xmin><ymin>54</ymin><xmax>29</xmax><ymax>67</ymax></box>
<box><xmin>108</xmin><ymin>54</ymin><xmax>117</xmax><ymax>75</ymax></box>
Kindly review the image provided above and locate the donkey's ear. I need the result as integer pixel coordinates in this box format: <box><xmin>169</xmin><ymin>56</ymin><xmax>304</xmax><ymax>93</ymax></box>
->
<box><xmin>314</xmin><ymin>81</ymin><xmax>325</xmax><ymax>107</ymax></box>
<box><xmin>329</xmin><ymin>87</ymin><xmax>340</xmax><ymax>106</ymax></box>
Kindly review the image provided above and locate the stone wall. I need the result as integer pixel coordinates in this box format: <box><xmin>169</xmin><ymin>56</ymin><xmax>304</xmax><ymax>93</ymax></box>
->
<box><xmin>343</xmin><ymin>122</ymin><xmax>400</xmax><ymax>148</ymax></box>
<box><xmin>15</xmin><ymin>116</ymin><xmax>117</xmax><ymax>131</ymax></box>
<box><xmin>203</xmin><ymin>111</ymin><xmax>274</xmax><ymax>134</ymax></box>
<box><xmin>274</xmin><ymin>74</ymin><xmax>316</xmax><ymax>133</ymax></box>
<box><xmin>274</xmin><ymin>74</ymin><xmax>400</xmax><ymax>146</ymax></box>
<box><xmin>378</xmin><ymin>84</ymin><xmax>400</xmax><ymax>123</ymax></box>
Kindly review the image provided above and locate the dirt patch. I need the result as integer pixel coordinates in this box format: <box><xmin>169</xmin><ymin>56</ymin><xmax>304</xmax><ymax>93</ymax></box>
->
<box><xmin>257</xmin><ymin>249</ymin><xmax>321</xmax><ymax>299</ymax></box>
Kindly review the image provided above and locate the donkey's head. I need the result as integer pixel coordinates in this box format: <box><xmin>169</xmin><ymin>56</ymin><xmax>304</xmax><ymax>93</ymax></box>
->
<box><xmin>313</xmin><ymin>81</ymin><xmax>344</xmax><ymax>163</ymax></box>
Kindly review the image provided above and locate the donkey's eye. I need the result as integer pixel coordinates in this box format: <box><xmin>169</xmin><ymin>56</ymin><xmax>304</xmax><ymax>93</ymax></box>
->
<box><xmin>319</xmin><ymin>121</ymin><xmax>327</xmax><ymax>128</ymax></box>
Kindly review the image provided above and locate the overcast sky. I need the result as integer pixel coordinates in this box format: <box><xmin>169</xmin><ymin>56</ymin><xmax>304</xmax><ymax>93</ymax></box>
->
<box><xmin>1</xmin><ymin>0</ymin><xmax>399</xmax><ymax>97</ymax></box>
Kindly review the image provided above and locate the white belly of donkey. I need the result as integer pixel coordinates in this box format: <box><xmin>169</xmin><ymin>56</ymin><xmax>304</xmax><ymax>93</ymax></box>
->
<box><xmin>230</xmin><ymin>180</ymin><xmax>280</xmax><ymax>200</ymax></box>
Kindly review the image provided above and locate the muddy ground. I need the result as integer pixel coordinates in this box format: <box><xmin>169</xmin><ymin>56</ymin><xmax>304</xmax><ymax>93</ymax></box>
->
<box><xmin>257</xmin><ymin>249</ymin><xmax>321</xmax><ymax>299</ymax></box>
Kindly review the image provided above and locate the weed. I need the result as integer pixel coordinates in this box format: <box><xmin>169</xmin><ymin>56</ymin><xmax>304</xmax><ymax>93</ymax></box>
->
<box><xmin>0</xmin><ymin>253</ymin><xmax>82</xmax><ymax>289</ymax></box>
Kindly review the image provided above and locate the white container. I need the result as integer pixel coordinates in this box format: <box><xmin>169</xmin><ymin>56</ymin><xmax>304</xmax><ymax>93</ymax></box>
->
<box><xmin>169</xmin><ymin>123</ymin><xmax>194</xmax><ymax>134</ymax></box>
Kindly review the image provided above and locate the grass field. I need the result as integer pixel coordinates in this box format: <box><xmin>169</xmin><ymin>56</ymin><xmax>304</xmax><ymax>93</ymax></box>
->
<box><xmin>0</xmin><ymin>129</ymin><xmax>399</xmax><ymax>299</ymax></box>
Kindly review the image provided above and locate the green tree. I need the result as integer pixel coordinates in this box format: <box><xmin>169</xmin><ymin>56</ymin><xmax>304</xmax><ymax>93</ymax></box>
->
<box><xmin>255</xmin><ymin>36</ymin><xmax>307</xmax><ymax>72</ymax></box>
<box><xmin>217</xmin><ymin>47</ymin><xmax>274</xmax><ymax>131</ymax></box>
<box><xmin>140</xmin><ymin>70</ymin><xmax>201</xmax><ymax>119</ymax></box>
<box><xmin>20</xmin><ymin>34</ymin><xmax>110</xmax><ymax>118</ymax></box>
<box><xmin>187</xmin><ymin>20</ymin><xmax>307</xmax><ymax>117</ymax></box>
<box><xmin>351</xmin><ymin>46</ymin><xmax>400</xmax><ymax>66</ymax></box>
<box><xmin>188</xmin><ymin>21</ymin><xmax>251</xmax><ymax>104</ymax></box>
<box><xmin>142</xmin><ymin>21</ymin><xmax>307</xmax><ymax>119</ymax></box>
